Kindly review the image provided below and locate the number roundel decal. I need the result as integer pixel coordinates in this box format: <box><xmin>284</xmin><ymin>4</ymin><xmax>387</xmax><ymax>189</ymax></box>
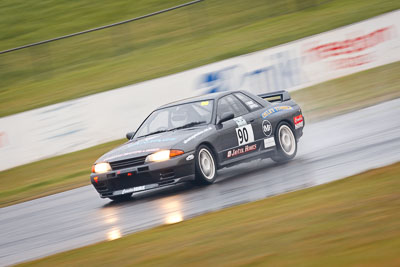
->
<box><xmin>262</xmin><ymin>120</ymin><xmax>272</xmax><ymax>137</ymax></box>
<box><xmin>236</xmin><ymin>124</ymin><xmax>254</xmax><ymax>145</ymax></box>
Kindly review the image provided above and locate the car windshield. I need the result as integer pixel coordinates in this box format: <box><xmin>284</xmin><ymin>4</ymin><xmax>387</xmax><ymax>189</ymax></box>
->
<box><xmin>135</xmin><ymin>100</ymin><xmax>214</xmax><ymax>138</ymax></box>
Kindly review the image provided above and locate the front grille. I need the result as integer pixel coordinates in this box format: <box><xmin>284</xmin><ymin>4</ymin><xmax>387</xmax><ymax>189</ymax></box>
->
<box><xmin>109</xmin><ymin>156</ymin><xmax>147</xmax><ymax>170</ymax></box>
<box><xmin>94</xmin><ymin>172</ymin><xmax>154</xmax><ymax>193</ymax></box>
<box><xmin>109</xmin><ymin>172</ymin><xmax>153</xmax><ymax>190</ymax></box>
<box><xmin>160</xmin><ymin>169</ymin><xmax>175</xmax><ymax>180</ymax></box>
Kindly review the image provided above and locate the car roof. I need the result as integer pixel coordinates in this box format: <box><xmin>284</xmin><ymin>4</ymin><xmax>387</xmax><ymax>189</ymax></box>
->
<box><xmin>157</xmin><ymin>91</ymin><xmax>234</xmax><ymax>109</ymax></box>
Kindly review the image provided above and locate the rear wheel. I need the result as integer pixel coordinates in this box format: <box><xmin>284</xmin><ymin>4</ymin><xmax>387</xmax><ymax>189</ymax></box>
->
<box><xmin>271</xmin><ymin>122</ymin><xmax>297</xmax><ymax>163</ymax></box>
<box><xmin>194</xmin><ymin>145</ymin><xmax>217</xmax><ymax>185</ymax></box>
<box><xmin>109</xmin><ymin>194</ymin><xmax>132</xmax><ymax>202</ymax></box>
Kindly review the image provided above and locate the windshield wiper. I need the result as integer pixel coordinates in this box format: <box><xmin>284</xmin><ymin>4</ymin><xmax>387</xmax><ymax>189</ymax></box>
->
<box><xmin>138</xmin><ymin>129</ymin><xmax>169</xmax><ymax>138</ymax></box>
<box><xmin>137</xmin><ymin>121</ymin><xmax>206</xmax><ymax>138</ymax></box>
<box><xmin>170</xmin><ymin>121</ymin><xmax>206</xmax><ymax>131</ymax></box>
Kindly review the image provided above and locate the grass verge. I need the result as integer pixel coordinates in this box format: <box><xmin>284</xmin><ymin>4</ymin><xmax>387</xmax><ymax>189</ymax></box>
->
<box><xmin>1</xmin><ymin>0</ymin><xmax>399</xmax><ymax>116</ymax></box>
<box><xmin>19</xmin><ymin>162</ymin><xmax>400</xmax><ymax>266</ymax></box>
<box><xmin>0</xmin><ymin>140</ymin><xmax>124</xmax><ymax>207</ymax></box>
<box><xmin>292</xmin><ymin>61</ymin><xmax>400</xmax><ymax>122</ymax></box>
<box><xmin>1</xmin><ymin>61</ymin><xmax>399</xmax><ymax>208</ymax></box>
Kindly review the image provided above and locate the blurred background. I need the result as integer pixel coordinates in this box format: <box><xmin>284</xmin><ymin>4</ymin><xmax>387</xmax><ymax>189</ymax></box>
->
<box><xmin>1</xmin><ymin>0</ymin><xmax>398</xmax><ymax>116</ymax></box>
<box><xmin>0</xmin><ymin>1</ymin><xmax>399</xmax><ymax>266</ymax></box>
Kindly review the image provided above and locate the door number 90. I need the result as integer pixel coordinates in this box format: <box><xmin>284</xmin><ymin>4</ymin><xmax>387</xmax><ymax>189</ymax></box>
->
<box><xmin>236</xmin><ymin>124</ymin><xmax>254</xmax><ymax>145</ymax></box>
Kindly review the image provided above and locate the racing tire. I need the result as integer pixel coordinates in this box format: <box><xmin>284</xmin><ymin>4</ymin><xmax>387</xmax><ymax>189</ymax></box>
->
<box><xmin>271</xmin><ymin>122</ymin><xmax>297</xmax><ymax>163</ymax></box>
<box><xmin>109</xmin><ymin>194</ymin><xmax>132</xmax><ymax>202</ymax></box>
<box><xmin>194</xmin><ymin>145</ymin><xmax>217</xmax><ymax>185</ymax></box>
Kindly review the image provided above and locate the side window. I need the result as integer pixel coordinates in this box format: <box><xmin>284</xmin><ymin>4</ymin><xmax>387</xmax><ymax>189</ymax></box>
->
<box><xmin>217</xmin><ymin>94</ymin><xmax>249</xmax><ymax>121</ymax></box>
<box><xmin>234</xmin><ymin>93</ymin><xmax>261</xmax><ymax>111</ymax></box>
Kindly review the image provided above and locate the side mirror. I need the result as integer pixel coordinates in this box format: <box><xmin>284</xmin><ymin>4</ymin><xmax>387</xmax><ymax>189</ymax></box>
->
<box><xmin>126</xmin><ymin>131</ymin><xmax>135</xmax><ymax>140</ymax></box>
<box><xmin>217</xmin><ymin>112</ymin><xmax>234</xmax><ymax>124</ymax></box>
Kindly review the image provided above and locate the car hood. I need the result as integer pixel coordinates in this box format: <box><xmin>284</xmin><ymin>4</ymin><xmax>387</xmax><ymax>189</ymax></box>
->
<box><xmin>96</xmin><ymin>125</ymin><xmax>213</xmax><ymax>163</ymax></box>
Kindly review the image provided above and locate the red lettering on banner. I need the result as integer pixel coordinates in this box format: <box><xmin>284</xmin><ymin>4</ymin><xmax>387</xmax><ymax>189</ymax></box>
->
<box><xmin>306</xmin><ymin>27</ymin><xmax>393</xmax><ymax>61</ymax></box>
<box><xmin>331</xmin><ymin>54</ymin><xmax>371</xmax><ymax>69</ymax></box>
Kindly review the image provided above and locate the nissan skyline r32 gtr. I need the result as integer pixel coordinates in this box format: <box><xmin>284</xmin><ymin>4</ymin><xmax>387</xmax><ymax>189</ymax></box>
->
<box><xmin>90</xmin><ymin>90</ymin><xmax>304</xmax><ymax>201</ymax></box>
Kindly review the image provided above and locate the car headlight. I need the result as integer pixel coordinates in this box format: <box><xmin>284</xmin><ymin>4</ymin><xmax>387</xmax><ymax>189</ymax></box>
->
<box><xmin>92</xmin><ymin>162</ymin><xmax>111</xmax><ymax>173</ymax></box>
<box><xmin>145</xmin><ymin>149</ymin><xmax>184</xmax><ymax>163</ymax></box>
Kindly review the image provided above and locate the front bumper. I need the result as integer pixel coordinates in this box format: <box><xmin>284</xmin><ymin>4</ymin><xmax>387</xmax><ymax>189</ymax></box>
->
<box><xmin>90</xmin><ymin>152</ymin><xmax>195</xmax><ymax>198</ymax></box>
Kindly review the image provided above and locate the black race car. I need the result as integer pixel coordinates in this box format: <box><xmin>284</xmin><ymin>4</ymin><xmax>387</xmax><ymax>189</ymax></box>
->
<box><xmin>90</xmin><ymin>90</ymin><xmax>304</xmax><ymax>201</ymax></box>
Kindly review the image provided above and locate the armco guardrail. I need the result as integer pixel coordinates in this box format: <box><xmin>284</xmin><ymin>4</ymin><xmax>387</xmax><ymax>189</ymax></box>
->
<box><xmin>0</xmin><ymin>10</ymin><xmax>399</xmax><ymax>171</ymax></box>
<box><xmin>0</xmin><ymin>0</ymin><xmax>204</xmax><ymax>55</ymax></box>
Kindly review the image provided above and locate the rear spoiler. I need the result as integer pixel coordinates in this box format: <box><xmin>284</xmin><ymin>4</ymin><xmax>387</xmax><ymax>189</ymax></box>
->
<box><xmin>257</xmin><ymin>90</ymin><xmax>291</xmax><ymax>103</ymax></box>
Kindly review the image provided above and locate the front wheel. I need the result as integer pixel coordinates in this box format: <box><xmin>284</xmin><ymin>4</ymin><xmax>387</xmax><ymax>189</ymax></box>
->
<box><xmin>194</xmin><ymin>145</ymin><xmax>217</xmax><ymax>185</ymax></box>
<box><xmin>271</xmin><ymin>122</ymin><xmax>297</xmax><ymax>163</ymax></box>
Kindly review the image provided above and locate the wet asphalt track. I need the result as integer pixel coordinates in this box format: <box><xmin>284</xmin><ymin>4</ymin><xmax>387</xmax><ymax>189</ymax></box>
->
<box><xmin>1</xmin><ymin>98</ymin><xmax>400</xmax><ymax>266</ymax></box>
